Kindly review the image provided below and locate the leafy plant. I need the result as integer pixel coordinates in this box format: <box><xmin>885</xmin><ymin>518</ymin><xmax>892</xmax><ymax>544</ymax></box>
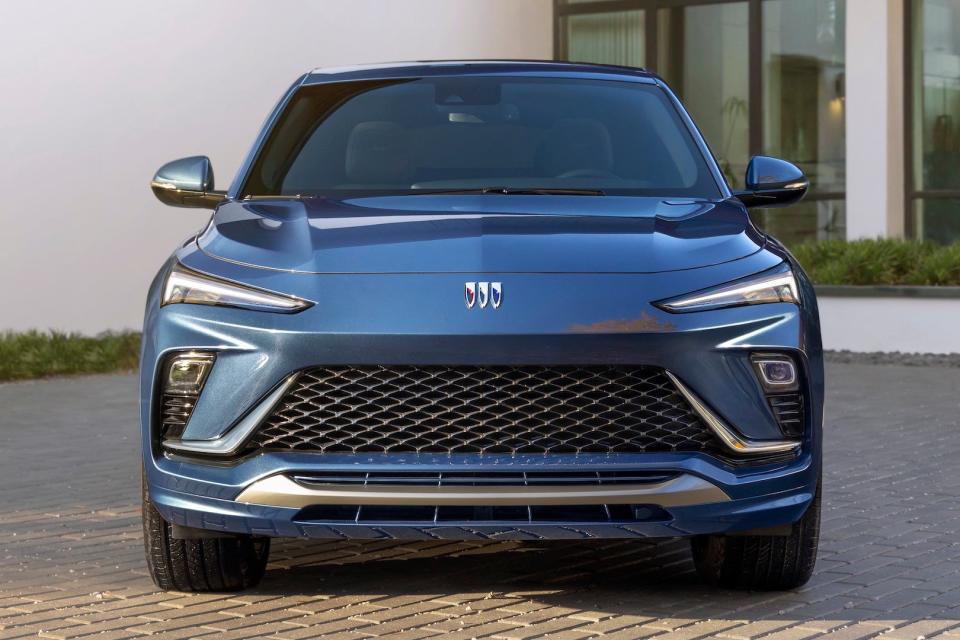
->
<box><xmin>0</xmin><ymin>330</ymin><xmax>141</xmax><ymax>382</ymax></box>
<box><xmin>790</xmin><ymin>239</ymin><xmax>960</xmax><ymax>286</ymax></box>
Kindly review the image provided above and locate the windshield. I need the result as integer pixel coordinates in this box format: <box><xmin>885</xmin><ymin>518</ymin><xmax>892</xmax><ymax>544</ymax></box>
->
<box><xmin>240</xmin><ymin>76</ymin><xmax>722</xmax><ymax>199</ymax></box>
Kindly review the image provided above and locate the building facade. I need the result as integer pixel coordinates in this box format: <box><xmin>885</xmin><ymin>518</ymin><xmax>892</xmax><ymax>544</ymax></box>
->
<box><xmin>3</xmin><ymin>0</ymin><xmax>958</xmax><ymax>334</ymax></box>
<box><xmin>556</xmin><ymin>0</ymin><xmax>960</xmax><ymax>246</ymax></box>
<box><xmin>0</xmin><ymin>0</ymin><xmax>554</xmax><ymax>334</ymax></box>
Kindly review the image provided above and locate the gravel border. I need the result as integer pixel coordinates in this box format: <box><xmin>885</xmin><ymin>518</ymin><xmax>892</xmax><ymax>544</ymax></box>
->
<box><xmin>825</xmin><ymin>350</ymin><xmax>960</xmax><ymax>368</ymax></box>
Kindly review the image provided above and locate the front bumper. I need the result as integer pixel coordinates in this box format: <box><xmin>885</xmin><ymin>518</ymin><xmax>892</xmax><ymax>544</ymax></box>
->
<box><xmin>140</xmin><ymin>245</ymin><xmax>823</xmax><ymax>540</ymax></box>
<box><xmin>148</xmin><ymin>450</ymin><xmax>816</xmax><ymax>540</ymax></box>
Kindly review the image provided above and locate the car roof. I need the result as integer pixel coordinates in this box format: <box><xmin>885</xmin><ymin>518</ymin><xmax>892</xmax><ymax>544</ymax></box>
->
<box><xmin>302</xmin><ymin>60</ymin><xmax>657</xmax><ymax>85</ymax></box>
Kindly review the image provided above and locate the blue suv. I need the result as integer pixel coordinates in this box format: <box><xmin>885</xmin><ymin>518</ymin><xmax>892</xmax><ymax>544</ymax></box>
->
<box><xmin>141</xmin><ymin>61</ymin><xmax>822</xmax><ymax>592</ymax></box>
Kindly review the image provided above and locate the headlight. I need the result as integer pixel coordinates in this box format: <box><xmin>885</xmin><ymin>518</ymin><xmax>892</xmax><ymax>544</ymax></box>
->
<box><xmin>655</xmin><ymin>264</ymin><xmax>799</xmax><ymax>313</ymax></box>
<box><xmin>162</xmin><ymin>263</ymin><xmax>312</xmax><ymax>313</ymax></box>
<box><xmin>164</xmin><ymin>352</ymin><xmax>214</xmax><ymax>396</ymax></box>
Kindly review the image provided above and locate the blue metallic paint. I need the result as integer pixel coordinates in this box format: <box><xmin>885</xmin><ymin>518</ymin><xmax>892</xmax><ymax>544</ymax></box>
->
<box><xmin>142</xmin><ymin>61</ymin><xmax>823</xmax><ymax>541</ymax></box>
<box><xmin>198</xmin><ymin>197</ymin><xmax>764</xmax><ymax>274</ymax></box>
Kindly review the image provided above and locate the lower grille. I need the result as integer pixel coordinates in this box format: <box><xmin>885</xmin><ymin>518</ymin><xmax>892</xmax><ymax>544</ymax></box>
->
<box><xmin>769</xmin><ymin>393</ymin><xmax>804</xmax><ymax>437</ymax></box>
<box><xmin>160</xmin><ymin>394</ymin><xmax>196</xmax><ymax>440</ymax></box>
<box><xmin>246</xmin><ymin>365</ymin><xmax>723</xmax><ymax>456</ymax></box>
<box><xmin>294</xmin><ymin>502</ymin><xmax>672</xmax><ymax>524</ymax></box>
<box><xmin>292</xmin><ymin>470</ymin><xmax>679</xmax><ymax>488</ymax></box>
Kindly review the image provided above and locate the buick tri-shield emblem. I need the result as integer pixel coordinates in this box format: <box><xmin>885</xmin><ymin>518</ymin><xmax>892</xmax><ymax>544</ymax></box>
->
<box><xmin>478</xmin><ymin>282</ymin><xmax>489</xmax><ymax>308</ymax></box>
<box><xmin>465</xmin><ymin>282</ymin><xmax>502</xmax><ymax>309</ymax></box>
<box><xmin>464</xmin><ymin>282</ymin><xmax>476</xmax><ymax>308</ymax></box>
<box><xmin>491</xmin><ymin>282</ymin><xmax>502</xmax><ymax>308</ymax></box>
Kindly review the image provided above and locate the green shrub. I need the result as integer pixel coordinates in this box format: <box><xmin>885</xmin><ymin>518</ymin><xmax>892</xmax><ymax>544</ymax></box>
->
<box><xmin>790</xmin><ymin>239</ymin><xmax>960</xmax><ymax>286</ymax></box>
<box><xmin>0</xmin><ymin>330</ymin><xmax>141</xmax><ymax>382</ymax></box>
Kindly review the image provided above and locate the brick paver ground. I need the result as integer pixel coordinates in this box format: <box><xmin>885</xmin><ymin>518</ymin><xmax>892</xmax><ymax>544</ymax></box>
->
<box><xmin>2</xmin><ymin>362</ymin><xmax>960</xmax><ymax>639</ymax></box>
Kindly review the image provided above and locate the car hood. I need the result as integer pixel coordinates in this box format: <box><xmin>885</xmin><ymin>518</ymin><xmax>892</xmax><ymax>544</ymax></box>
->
<box><xmin>196</xmin><ymin>194</ymin><xmax>764</xmax><ymax>274</ymax></box>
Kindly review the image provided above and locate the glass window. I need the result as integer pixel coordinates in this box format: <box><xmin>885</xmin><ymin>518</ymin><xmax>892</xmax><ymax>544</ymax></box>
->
<box><xmin>750</xmin><ymin>199</ymin><xmax>846</xmax><ymax>244</ymax></box>
<box><xmin>915</xmin><ymin>199</ymin><xmax>960</xmax><ymax>242</ymax></box>
<box><xmin>762</xmin><ymin>0</ymin><xmax>846</xmax><ymax>194</ymax></box>
<box><xmin>761</xmin><ymin>0</ymin><xmax>846</xmax><ymax>243</ymax></box>
<box><xmin>553</xmin><ymin>0</ymin><xmax>849</xmax><ymax>245</ymax></box>
<box><xmin>563</xmin><ymin>10</ymin><xmax>645</xmax><ymax>67</ymax></box>
<box><xmin>912</xmin><ymin>0</ymin><xmax>960</xmax><ymax>192</ymax></box>
<box><xmin>657</xmin><ymin>3</ymin><xmax>750</xmax><ymax>189</ymax></box>
<box><xmin>911</xmin><ymin>0</ymin><xmax>960</xmax><ymax>242</ymax></box>
<box><xmin>241</xmin><ymin>77</ymin><xmax>722</xmax><ymax>200</ymax></box>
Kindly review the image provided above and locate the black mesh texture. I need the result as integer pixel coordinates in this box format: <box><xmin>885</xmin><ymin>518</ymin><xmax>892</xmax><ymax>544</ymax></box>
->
<box><xmin>160</xmin><ymin>394</ymin><xmax>196</xmax><ymax>440</ymax></box>
<box><xmin>245</xmin><ymin>365</ymin><xmax>723</xmax><ymax>456</ymax></box>
<box><xmin>769</xmin><ymin>393</ymin><xmax>804</xmax><ymax>437</ymax></box>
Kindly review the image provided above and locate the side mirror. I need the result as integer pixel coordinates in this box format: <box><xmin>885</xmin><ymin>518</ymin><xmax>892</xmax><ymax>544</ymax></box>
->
<box><xmin>734</xmin><ymin>156</ymin><xmax>808</xmax><ymax>209</ymax></box>
<box><xmin>151</xmin><ymin>156</ymin><xmax>226</xmax><ymax>209</ymax></box>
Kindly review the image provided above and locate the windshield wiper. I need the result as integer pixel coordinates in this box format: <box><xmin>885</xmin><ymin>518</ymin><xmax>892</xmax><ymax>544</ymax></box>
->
<box><xmin>412</xmin><ymin>187</ymin><xmax>605</xmax><ymax>196</ymax></box>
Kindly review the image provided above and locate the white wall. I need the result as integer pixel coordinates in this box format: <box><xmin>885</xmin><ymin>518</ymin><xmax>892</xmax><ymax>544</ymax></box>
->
<box><xmin>0</xmin><ymin>0</ymin><xmax>553</xmax><ymax>334</ymax></box>
<box><xmin>844</xmin><ymin>0</ymin><xmax>905</xmax><ymax>239</ymax></box>
<box><xmin>819</xmin><ymin>296</ymin><xmax>960</xmax><ymax>354</ymax></box>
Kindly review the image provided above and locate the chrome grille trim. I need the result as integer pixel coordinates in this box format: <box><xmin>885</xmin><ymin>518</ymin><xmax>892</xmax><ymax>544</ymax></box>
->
<box><xmin>236</xmin><ymin>472</ymin><xmax>731</xmax><ymax>508</ymax></box>
<box><xmin>163</xmin><ymin>374</ymin><xmax>299</xmax><ymax>456</ymax></box>
<box><xmin>665</xmin><ymin>372</ymin><xmax>800</xmax><ymax>455</ymax></box>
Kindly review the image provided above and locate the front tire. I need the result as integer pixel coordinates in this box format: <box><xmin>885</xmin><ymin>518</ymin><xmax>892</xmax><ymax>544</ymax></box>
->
<box><xmin>691</xmin><ymin>482</ymin><xmax>820</xmax><ymax>590</ymax></box>
<box><xmin>142</xmin><ymin>468</ymin><xmax>270</xmax><ymax>592</ymax></box>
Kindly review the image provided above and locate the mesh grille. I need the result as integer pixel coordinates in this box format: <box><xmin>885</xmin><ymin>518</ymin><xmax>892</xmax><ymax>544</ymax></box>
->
<box><xmin>246</xmin><ymin>365</ymin><xmax>722</xmax><ymax>456</ymax></box>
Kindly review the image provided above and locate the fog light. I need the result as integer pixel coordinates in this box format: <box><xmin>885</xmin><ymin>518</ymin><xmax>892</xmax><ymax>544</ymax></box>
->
<box><xmin>759</xmin><ymin>360</ymin><xmax>795</xmax><ymax>385</ymax></box>
<box><xmin>751</xmin><ymin>354</ymin><xmax>798</xmax><ymax>391</ymax></box>
<box><xmin>160</xmin><ymin>352</ymin><xmax>214</xmax><ymax>441</ymax></box>
<box><xmin>164</xmin><ymin>353</ymin><xmax>214</xmax><ymax>396</ymax></box>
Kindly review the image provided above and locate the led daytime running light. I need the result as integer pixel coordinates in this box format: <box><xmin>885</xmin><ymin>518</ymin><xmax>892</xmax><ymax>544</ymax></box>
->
<box><xmin>162</xmin><ymin>264</ymin><xmax>312</xmax><ymax>313</ymax></box>
<box><xmin>657</xmin><ymin>266</ymin><xmax>799</xmax><ymax>313</ymax></box>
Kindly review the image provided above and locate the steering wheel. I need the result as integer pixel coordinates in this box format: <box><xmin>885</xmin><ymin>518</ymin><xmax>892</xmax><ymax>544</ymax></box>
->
<box><xmin>556</xmin><ymin>168</ymin><xmax>619</xmax><ymax>179</ymax></box>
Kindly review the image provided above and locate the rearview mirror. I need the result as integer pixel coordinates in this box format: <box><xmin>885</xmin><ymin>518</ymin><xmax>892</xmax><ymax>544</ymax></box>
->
<box><xmin>734</xmin><ymin>156</ymin><xmax>808</xmax><ymax>209</ymax></box>
<box><xmin>151</xmin><ymin>156</ymin><xmax>226</xmax><ymax>209</ymax></box>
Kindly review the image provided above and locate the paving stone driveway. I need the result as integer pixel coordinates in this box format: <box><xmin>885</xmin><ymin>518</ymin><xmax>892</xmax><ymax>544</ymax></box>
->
<box><xmin>2</xmin><ymin>362</ymin><xmax>960</xmax><ymax>640</ymax></box>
